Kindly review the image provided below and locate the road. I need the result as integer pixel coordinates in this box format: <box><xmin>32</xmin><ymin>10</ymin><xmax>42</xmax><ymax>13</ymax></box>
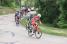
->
<box><xmin>0</xmin><ymin>14</ymin><xmax>67</xmax><ymax>44</ymax></box>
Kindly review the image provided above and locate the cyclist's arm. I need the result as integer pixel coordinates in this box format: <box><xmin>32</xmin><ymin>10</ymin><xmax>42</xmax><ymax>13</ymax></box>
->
<box><xmin>37</xmin><ymin>18</ymin><xmax>42</xmax><ymax>24</ymax></box>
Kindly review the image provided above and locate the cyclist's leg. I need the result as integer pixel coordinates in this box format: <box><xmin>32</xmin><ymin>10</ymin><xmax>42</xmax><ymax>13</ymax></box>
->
<box><xmin>31</xmin><ymin>23</ymin><xmax>38</xmax><ymax>33</ymax></box>
<box><xmin>17</xmin><ymin>17</ymin><xmax>20</xmax><ymax>23</ymax></box>
<box><xmin>34</xmin><ymin>23</ymin><xmax>41</xmax><ymax>32</ymax></box>
<box><xmin>16</xmin><ymin>16</ymin><xmax>19</xmax><ymax>24</ymax></box>
<box><xmin>31</xmin><ymin>21</ymin><xmax>35</xmax><ymax>32</ymax></box>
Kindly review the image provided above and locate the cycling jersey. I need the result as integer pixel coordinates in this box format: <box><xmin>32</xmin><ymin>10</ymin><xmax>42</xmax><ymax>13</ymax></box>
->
<box><xmin>26</xmin><ymin>10</ymin><xmax>37</xmax><ymax>21</ymax></box>
<box><xmin>15</xmin><ymin>11</ymin><xmax>21</xmax><ymax>19</ymax></box>
<box><xmin>31</xmin><ymin>16</ymin><xmax>40</xmax><ymax>23</ymax></box>
<box><xmin>31</xmin><ymin>16</ymin><xmax>40</xmax><ymax>30</ymax></box>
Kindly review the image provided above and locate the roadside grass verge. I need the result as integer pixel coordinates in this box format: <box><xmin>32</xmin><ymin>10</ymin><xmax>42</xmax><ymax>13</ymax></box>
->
<box><xmin>0</xmin><ymin>7</ymin><xmax>16</xmax><ymax>15</ymax></box>
<box><xmin>39</xmin><ymin>24</ymin><xmax>67</xmax><ymax>37</ymax></box>
<box><xmin>20</xmin><ymin>19</ymin><xmax>67</xmax><ymax>37</ymax></box>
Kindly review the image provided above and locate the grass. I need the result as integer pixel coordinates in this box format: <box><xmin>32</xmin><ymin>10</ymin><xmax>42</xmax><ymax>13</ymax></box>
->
<box><xmin>20</xmin><ymin>19</ymin><xmax>67</xmax><ymax>37</ymax></box>
<box><xmin>39</xmin><ymin>24</ymin><xmax>67</xmax><ymax>37</ymax></box>
<box><xmin>0</xmin><ymin>7</ymin><xmax>16</xmax><ymax>15</ymax></box>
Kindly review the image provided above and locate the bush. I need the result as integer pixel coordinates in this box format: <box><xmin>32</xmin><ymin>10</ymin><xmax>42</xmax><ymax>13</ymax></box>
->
<box><xmin>57</xmin><ymin>20</ymin><xmax>67</xmax><ymax>28</ymax></box>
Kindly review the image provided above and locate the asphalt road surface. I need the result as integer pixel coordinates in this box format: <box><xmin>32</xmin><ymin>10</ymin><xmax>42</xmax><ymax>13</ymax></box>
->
<box><xmin>0</xmin><ymin>14</ymin><xmax>67</xmax><ymax>44</ymax></box>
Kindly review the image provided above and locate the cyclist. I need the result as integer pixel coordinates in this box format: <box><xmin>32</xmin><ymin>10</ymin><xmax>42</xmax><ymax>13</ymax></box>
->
<box><xmin>15</xmin><ymin>10</ymin><xmax>21</xmax><ymax>24</ymax></box>
<box><xmin>26</xmin><ymin>7</ymin><xmax>37</xmax><ymax>31</ymax></box>
<box><xmin>20</xmin><ymin>6</ymin><xmax>26</xmax><ymax>17</ymax></box>
<box><xmin>27</xmin><ymin>7</ymin><xmax>37</xmax><ymax>21</ymax></box>
<box><xmin>31</xmin><ymin>14</ymin><xmax>42</xmax><ymax>32</ymax></box>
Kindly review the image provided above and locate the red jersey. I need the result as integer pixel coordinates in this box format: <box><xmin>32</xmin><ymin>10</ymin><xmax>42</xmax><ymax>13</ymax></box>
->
<box><xmin>31</xmin><ymin>16</ymin><xmax>40</xmax><ymax>25</ymax></box>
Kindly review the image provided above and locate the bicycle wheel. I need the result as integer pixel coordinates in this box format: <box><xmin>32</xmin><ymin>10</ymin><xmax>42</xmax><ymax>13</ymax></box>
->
<box><xmin>35</xmin><ymin>29</ymin><xmax>42</xmax><ymax>39</ymax></box>
<box><xmin>28</xmin><ymin>25</ymin><xmax>34</xmax><ymax>37</ymax></box>
<box><xmin>28</xmin><ymin>28</ymin><xmax>33</xmax><ymax>37</ymax></box>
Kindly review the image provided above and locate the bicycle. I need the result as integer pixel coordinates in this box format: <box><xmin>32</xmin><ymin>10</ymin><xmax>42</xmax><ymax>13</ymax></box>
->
<box><xmin>26</xmin><ymin>21</ymin><xmax>42</xmax><ymax>39</ymax></box>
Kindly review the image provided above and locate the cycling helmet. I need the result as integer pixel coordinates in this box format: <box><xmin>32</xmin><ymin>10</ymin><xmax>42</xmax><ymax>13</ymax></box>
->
<box><xmin>37</xmin><ymin>14</ymin><xmax>41</xmax><ymax>17</ymax></box>
<box><xmin>31</xmin><ymin>7</ymin><xmax>35</xmax><ymax>11</ymax></box>
<box><xmin>28</xmin><ymin>8</ymin><xmax>31</xmax><ymax>12</ymax></box>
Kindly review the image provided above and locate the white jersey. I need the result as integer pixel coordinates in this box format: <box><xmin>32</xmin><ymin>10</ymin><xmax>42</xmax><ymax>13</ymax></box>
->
<box><xmin>27</xmin><ymin>11</ymin><xmax>37</xmax><ymax>17</ymax></box>
<box><xmin>25</xmin><ymin>11</ymin><xmax>37</xmax><ymax>20</ymax></box>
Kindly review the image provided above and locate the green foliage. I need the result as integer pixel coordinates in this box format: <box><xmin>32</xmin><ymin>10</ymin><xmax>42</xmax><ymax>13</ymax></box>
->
<box><xmin>0</xmin><ymin>0</ymin><xmax>20</xmax><ymax>8</ymax></box>
<box><xmin>57</xmin><ymin>0</ymin><xmax>67</xmax><ymax>28</ymax></box>
<box><xmin>24</xmin><ymin>0</ymin><xmax>36</xmax><ymax>7</ymax></box>
<box><xmin>35</xmin><ymin>0</ymin><xmax>60</xmax><ymax>23</ymax></box>
<box><xmin>35</xmin><ymin>0</ymin><xmax>67</xmax><ymax>28</ymax></box>
<box><xmin>57</xmin><ymin>20</ymin><xmax>67</xmax><ymax>28</ymax></box>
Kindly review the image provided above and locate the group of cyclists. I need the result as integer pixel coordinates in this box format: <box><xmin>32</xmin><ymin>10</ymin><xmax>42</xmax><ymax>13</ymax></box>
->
<box><xmin>15</xmin><ymin>6</ymin><xmax>42</xmax><ymax>39</ymax></box>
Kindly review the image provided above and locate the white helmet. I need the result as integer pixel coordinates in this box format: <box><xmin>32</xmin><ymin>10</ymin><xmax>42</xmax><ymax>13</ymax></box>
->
<box><xmin>28</xmin><ymin>8</ymin><xmax>31</xmax><ymax>12</ymax></box>
<box><xmin>37</xmin><ymin>14</ymin><xmax>41</xmax><ymax>17</ymax></box>
<box><xmin>31</xmin><ymin>7</ymin><xmax>34</xmax><ymax>10</ymax></box>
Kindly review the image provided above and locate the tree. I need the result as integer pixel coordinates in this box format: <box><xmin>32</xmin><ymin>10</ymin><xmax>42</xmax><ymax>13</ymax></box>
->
<box><xmin>35</xmin><ymin>0</ymin><xmax>60</xmax><ymax>24</ymax></box>
<box><xmin>35</xmin><ymin>0</ymin><xmax>67</xmax><ymax>28</ymax></box>
<box><xmin>57</xmin><ymin>0</ymin><xmax>67</xmax><ymax>28</ymax></box>
<box><xmin>0</xmin><ymin>0</ymin><xmax>18</xmax><ymax>7</ymax></box>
